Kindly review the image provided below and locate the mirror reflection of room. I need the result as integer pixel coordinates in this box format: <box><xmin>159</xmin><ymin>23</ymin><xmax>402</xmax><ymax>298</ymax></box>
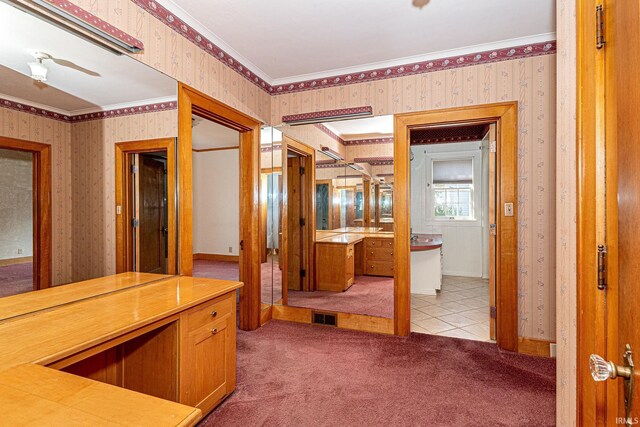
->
<box><xmin>0</xmin><ymin>0</ymin><xmax>178</xmax><ymax>296</ymax></box>
<box><xmin>0</xmin><ymin>149</ymin><xmax>33</xmax><ymax>297</ymax></box>
<box><xmin>267</xmin><ymin>115</ymin><xmax>395</xmax><ymax>320</ymax></box>
<box><xmin>191</xmin><ymin>116</ymin><xmax>241</xmax><ymax>282</ymax></box>
<box><xmin>409</xmin><ymin>123</ymin><xmax>495</xmax><ymax>342</ymax></box>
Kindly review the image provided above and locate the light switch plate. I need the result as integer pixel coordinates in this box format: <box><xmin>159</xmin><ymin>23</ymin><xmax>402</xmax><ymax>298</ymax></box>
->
<box><xmin>504</xmin><ymin>203</ymin><xmax>514</xmax><ymax>217</ymax></box>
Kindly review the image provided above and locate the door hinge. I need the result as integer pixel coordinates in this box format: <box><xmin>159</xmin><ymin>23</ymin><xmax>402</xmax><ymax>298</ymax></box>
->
<box><xmin>131</xmin><ymin>218</ymin><xmax>139</xmax><ymax>228</ymax></box>
<box><xmin>299</xmin><ymin>166</ymin><xmax>305</xmax><ymax>175</ymax></box>
<box><xmin>598</xmin><ymin>244</ymin><xmax>607</xmax><ymax>290</ymax></box>
<box><xmin>489</xmin><ymin>223</ymin><xmax>497</xmax><ymax>236</ymax></box>
<box><xmin>300</xmin><ymin>218</ymin><xmax>306</xmax><ymax>227</ymax></box>
<box><xmin>131</xmin><ymin>164</ymin><xmax>138</xmax><ymax>174</ymax></box>
<box><xmin>300</xmin><ymin>269</ymin><xmax>306</xmax><ymax>277</ymax></box>
<box><xmin>490</xmin><ymin>306</ymin><xmax>497</xmax><ymax>319</ymax></box>
<box><xmin>239</xmin><ymin>240</ymin><xmax>244</xmax><ymax>251</ymax></box>
<box><xmin>490</xmin><ymin>140</ymin><xmax>496</xmax><ymax>153</ymax></box>
<box><xmin>596</xmin><ymin>4</ymin><xmax>605</xmax><ymax>49</ymax></box>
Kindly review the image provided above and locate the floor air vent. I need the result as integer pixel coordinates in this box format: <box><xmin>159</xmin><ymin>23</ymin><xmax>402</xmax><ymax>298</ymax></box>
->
<box><xmin>312</xmin><ymin>311</ymin><xmax>337</xmax><ymax>326</ymax></box>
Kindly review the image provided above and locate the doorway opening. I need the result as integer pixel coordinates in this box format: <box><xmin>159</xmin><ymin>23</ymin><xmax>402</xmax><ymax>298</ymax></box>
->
<box><xmin>190</xmin><ymin>115</ymin><xmax>241</xmax><ymax>282</ymax></box>
<box><xmin>409</xmin><ymin>123</ymin><xmax>495</xmax><ymax>342</ymax></box>
<box><xmin>177</xmin><ymin>83</ymin><xmax>262</xmax><ymax>331</ymax></box>
<box><xmin>0</xmin><ymin>137</ymin><xmax>51</xmax><ymax>297</ymax></box>
<box><xmin>115</xmin><ymin>138</ymin><xmax>176</xmax><ymax>275</ymax></box>
<box><xmin>394</xmin><ymin>102</ymin><xmax>518</xmax><ymax>351</ymax></box>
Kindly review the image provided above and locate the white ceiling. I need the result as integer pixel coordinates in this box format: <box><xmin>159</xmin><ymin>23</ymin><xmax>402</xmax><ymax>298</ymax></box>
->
<box><xmin>324</xmin><ymin>115</ymin><xmax>394</xmax><ymax>140</ymax></box>
<box><xmin>192</xmin><ymin>115</ymin><xmax>239</xmax><ymax>149</ymax></box>
<box><xmin>164</xmin><ymin>0</ymin><xmax>555</xmax><ymax>84</ymax></box>
<box><xmin>0</xmin><ymin>1</ymin><xmax>176</xmax><ymax>115</ymax></box>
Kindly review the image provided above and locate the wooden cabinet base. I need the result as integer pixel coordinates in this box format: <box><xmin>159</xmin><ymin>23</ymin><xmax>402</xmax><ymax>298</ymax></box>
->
<box><xmin>316</xmin><ymin>242</ymin><xmax>356</xmax><ymax>292</ymax></box>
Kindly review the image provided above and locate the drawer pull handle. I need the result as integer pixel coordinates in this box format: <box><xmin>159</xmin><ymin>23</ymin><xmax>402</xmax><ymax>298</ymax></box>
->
<box><xmin>211</xmin><ymin>310</ymin><xmax>218</xmax><ymax>317</ymax></box>
<box><xmin>211</xmin><ymin>328</ymin><xmax>218</xmax><ymax>335</ymax></box>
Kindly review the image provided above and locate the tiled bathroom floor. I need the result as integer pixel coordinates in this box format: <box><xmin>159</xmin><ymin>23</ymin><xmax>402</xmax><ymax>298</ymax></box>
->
<box><xmin>410</xmin><ymin>276</ymin><xmax>493</xmax><ymax>342</ymax></box>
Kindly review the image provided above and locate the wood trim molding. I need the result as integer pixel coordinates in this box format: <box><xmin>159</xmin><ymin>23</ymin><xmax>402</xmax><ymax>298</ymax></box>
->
<box><xmin>0</xmin><ymin>136</ymin><xmax>51</xmax><ymax>290</ymax></box>
<box><xmin>192</xmin><ymin>146</ymin><xmax>238</xmax><ymax>153</ymax></box>
<box><xmin>517</xmin><ymin>337</ymin><xmax>555</xmax><ymax>357</ymax></box>
<box><xmin>178</xmin><ymin>82</ymin><xmax>262</xmax><ymax>331</ymax></box>
<box><xmin>115</xmin><ymin>138</ymin><xmax>176</xmax><ymax>275</ymax></box>
<box><xmin>393</xmin><ymin>102</ymin><xmax>518</xmax><ymax>352</ymax></box>
<box><xmin>271</xmin><ymin>305</ymin><xmax>394</xmax><ymax>335</ymax></box>
<box><xmin>0</xmin><ymin>256</ymin><xmax>34</xmax><ymax>267</ymax></box>
<box><xmin>192</xmin><ymin>253</ymin><xmax>239</xmax><ymax>263</ymax></box>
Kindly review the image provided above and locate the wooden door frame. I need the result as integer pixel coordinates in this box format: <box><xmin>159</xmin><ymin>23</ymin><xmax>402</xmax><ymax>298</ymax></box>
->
<box><xmin>178</xmin><ymin>83</ymin><xmax>262</xmax><ymax>331</ymax></box>
<box><xmin>576</xmin><ymin>0</ymin><xmax>618</xmax><ymax>423</ymax></box>
<box><xmin>115</xmin><ymin>138</ymin><xmax>176</xmax><ymax>275</ymax></box>
<box><xmin>393</xmin><ymin>102</ymin><xmax>518</xmax><ymax>352</ymax></box>
<box><xmin>281</xmin><ymin>135</ymin><xmax>316</xmax><ymax>300</ymax></box>
<box><xmin>0</xmin><ymin>136</ymin><xmax>51</xmax><ymax>290</ymax></box>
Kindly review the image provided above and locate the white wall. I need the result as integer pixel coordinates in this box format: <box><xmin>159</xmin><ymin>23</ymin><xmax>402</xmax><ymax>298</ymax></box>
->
<box><xmin>0</xmin><ymin>149</ymin><xmax>33</xmax><ymax>260</ymax></box>
<box><xmin>192</xmin><ymin>150</ymin><xmax>240</xmax><ymax>256</ymax></box>
<box><xmin>410</xmin><ymin>141</ymin><xmax>489</xmax><ymax>278</ymax></box>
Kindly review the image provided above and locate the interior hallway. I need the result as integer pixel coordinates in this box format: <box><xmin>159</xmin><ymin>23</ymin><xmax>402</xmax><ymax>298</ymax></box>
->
<box><xmin>0</xmin><ymin>263</ymin><xmax>33</xmax><ymax>298</ymax></box>
<box><xmin>411</xmin><ymin>276</ymin><xmax>491</xmax><ymax>342</ymax></box>
<box><xmin>200</xmin><ymin>320</ymin><xmax>555</xmax><ymax>426</ymax></box>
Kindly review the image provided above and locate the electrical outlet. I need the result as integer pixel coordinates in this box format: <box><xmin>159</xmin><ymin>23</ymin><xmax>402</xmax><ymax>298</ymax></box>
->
<box><xmin>228</xmin><ymin>246</ymin><xmax>233</xmax><ymax>253</ymax></box>
<box><xmin>550</xmin><ymin>343</ymin><xmax>557</xmax><ymax>358</ymax></box>
<box><xmin>17</xmin><ymin>249</ymin><xmax>23</xmax><ymax>255</ymax></box>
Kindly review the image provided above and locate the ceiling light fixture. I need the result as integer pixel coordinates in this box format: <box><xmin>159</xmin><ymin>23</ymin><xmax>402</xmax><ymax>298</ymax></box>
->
<box><xmin>28</xmin><ymin>52</ymin><xmax>50</xmax><ymax>82</ymax></box>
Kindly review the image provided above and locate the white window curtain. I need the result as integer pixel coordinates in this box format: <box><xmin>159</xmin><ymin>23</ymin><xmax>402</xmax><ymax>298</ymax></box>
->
<box><xmin>432</xmin><ymin>159</ymin><xmax>473</xmax><ymax>184</ymax></box>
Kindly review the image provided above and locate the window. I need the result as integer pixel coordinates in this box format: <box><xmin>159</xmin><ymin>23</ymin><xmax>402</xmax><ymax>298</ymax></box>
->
<box><xmin>432</xmin><ymin>158</ymin><xmax>474</xmax><ymax>219</ymax></box>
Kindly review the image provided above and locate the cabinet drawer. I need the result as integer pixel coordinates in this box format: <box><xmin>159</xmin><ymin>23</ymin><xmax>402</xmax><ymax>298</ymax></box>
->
<box><xmin>365</xmin><ymin>238</ymin><xmax>393</xmax><ymax>249</ymax></box>
<box><xmin>365</xmin><ymin>260</ymin><xmax>394</xmax><ymax>277</ymax></box>
<box><xmin>185</xmin><ymin>294</ymin><xmax>234</xmax><ymax>332</ymax></box>
<box><xmin>366</xmin><ymin>247</ymin><xmax>393</xmax><ymax>261</ymax></box>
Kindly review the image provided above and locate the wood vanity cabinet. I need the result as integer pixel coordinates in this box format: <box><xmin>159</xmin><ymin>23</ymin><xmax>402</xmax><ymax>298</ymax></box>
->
<box><xmin>364</xmin><ymin>238</ymin><xmax>394</xmax><ymax>277</ymax></box>
<box><xmin>316</xmin><ymin>242</ymin><xmax>356</xmax><ymax>291</ymax></box>
<box><xmin>179</xmin><ymin>292</ymin><xmax>236</xmax><ymax>414</ymax></box>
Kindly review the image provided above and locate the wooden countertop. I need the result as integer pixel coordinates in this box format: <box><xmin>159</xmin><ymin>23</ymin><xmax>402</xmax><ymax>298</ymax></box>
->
<box><xmin>0</xmin><ymin>272</ymin><xmax>171</xmax><ymax>323</ymax></box>
<box><xmin>0</xmin><ymin>275</ymin><xmax>242</xmax><ymax>426</ymax></box>
<box><xmin>316</xmin><ymin>233</ymin><xmax>365</xmax><ymax>245</ymax></box>
<box><xmin>0</xmin><ymin>364</ymin><xmax>201</xmax><ymax>426</ymax></box>
<box><xmin>0</xmin><ymin>275</ymin><xmax>242</xmax><ymax>369</ymax></box>
<box><xmin>410</xmin><ymin>234</ymin><xmax>443</xmax><ymax>251</ymax></box>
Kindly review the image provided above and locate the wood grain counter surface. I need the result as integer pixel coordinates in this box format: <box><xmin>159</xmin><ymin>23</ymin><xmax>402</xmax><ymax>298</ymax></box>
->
<box><xmin>0</xmin><ymin>274</ymin><xmax>243</xmax><ymax>426</ymax></box>
<box><xmin>0</xmin><ymin>272</ymin><xmax>171</xmax><ymax>323</ymax></box>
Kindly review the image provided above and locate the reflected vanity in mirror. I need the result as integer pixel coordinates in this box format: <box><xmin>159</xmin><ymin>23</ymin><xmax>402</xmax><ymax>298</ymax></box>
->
<box><xmin>0</xmin><ymin>0</ymin><xmax>178</xmax><ymax>298</ymax></box>
<box><xmin>263</xmin><ymin>115</ymin><xmax>395</xmax><ymax>321</ymax></box>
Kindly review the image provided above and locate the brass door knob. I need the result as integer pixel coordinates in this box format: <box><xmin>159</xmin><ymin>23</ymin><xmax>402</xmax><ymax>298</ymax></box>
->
<box><xmin>590</xmin><ymin>344</ymin><xmax>635</xmax><ymax>425</ymax></box>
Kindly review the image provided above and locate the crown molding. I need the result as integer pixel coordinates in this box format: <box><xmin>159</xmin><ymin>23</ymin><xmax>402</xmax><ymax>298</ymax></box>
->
<box><xmin>271</xmin><ymin>32</ymin><xmax>556</xmax><ymax>86</ymax></box>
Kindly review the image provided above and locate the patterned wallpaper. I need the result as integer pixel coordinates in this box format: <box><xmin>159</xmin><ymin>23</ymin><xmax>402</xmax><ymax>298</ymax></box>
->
<box><xmin>71</xmin><ymin>109</ymin><xmax>178</xmax><ymax>281</ymax></box>
<box><xmin>67</xmin><ymin>0</ymin><xmax>271</xmax><ymax>125</ymax></box>
<box><xmin>0</xmin><ymin>106</ymin><xmax>72</xmax><ymax>285</ymax></box>
<box><xmin>273</xmin><ymin>55</ymin><xmax>557</xmax><ymax>341</ymax></box>
<box><xmin>556</xmin><ymin>0</ymin><xmax>577</xmax><ymax>424</ymax></box>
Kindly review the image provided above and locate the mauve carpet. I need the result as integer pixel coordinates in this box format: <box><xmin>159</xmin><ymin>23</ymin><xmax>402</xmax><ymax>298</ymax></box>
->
<box><xmin>288</xmin><ymin>275</ymin><xmax>394</xmax><ymax>318</ymax></box>
<box><xmin>200</xmin><ymin>321</ymin><xmax>555</xmax><ymax>427</ymax></box>
<box><xmin>0</xmin><ymin>262</ymin><xmax>33</xmax><ymax>297</ymax></box>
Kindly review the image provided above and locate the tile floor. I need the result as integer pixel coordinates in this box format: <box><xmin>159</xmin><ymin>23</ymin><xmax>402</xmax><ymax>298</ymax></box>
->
<box><xmin>410</xmin><ymin>275</ymin><xmax>493</xmax><ymax>342</ymax></box>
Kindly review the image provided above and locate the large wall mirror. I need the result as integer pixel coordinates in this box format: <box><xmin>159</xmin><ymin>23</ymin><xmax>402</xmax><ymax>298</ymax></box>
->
<box><xmin>0</xmin><ymin>1</ymin><xmax>178</xmax><ymax>301</ymax></box>
<box><xmin>261</xmin><ymin>115</ymin><xmax>395</xmax><ymax>321</ymax></box>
